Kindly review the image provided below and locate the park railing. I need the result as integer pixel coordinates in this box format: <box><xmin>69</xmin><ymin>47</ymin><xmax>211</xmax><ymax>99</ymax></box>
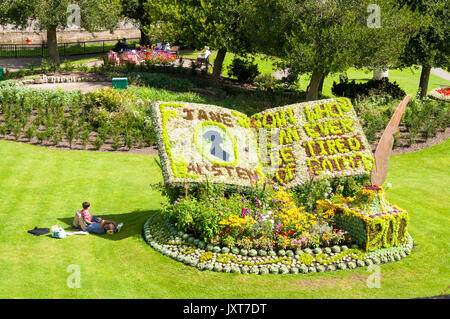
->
<box><xmin>0</xmin><ymin>38</ymin><xmax>140</xmax><ymax>58</ymax></box>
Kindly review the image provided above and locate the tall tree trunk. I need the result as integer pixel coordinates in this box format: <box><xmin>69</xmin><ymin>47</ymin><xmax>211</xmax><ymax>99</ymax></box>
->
<box><xmin>318</xmin><ymin>73</ymin><xmax>326</xmax><ymax>95</ymax></box>
<box><xmin>140</xmin><ymin>28</ymin><xmax>151</xmax><ymax>46</ymax></box>
<box><xmin>419</xmin><ymin>65</ymin><xmax>431</xmax><ymax>98</ymax></box>
<box><xmin>139</xmin><ymin>18</ymin><xmax>151</xmax><ymax>46</ymax></box>
<box><xmin>47</xmin><ymin>26</ymin><xmax>60</xmax><ymax>65</ymax></box>
<box><xmin>212</xmin><ymin>48</ymin><xmax>227</xmax><ymax>83</ymax></box>
<box><xmin>307</xmin><ymin>71</ymin><xmax>325</xmax><ymax>101</ymax></box>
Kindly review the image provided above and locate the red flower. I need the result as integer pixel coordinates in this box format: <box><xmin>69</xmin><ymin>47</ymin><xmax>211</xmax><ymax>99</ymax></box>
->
<box><xmin>225</xmin><ymin>228</ymin><xmax>229</xmax><ymax>232</ymax></box>
<box><xmin>289</xmin><ymin>230</ymin><xmax>294</xmax><ymax>235</ymax></box>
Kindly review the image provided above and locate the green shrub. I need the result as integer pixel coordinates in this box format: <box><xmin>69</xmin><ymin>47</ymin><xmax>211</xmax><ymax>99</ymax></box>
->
<box><xmin>332</xmin><ymin>78</ymin><xmax>406</xmax><ymax>100</ymax></box>
<box><xmin>128</xmin><ymin>72</ymin><xmax>195</xmax><ymax>91</ymax></box>
<box><xmin>227</xmin><ymin>57</ymin><xmax>260</xmax><ymax>84</ymax></box>
<box><xmin>402</xmin><ymin>97</ymin><xmax>449</xmax><ymax>140</ymax></box>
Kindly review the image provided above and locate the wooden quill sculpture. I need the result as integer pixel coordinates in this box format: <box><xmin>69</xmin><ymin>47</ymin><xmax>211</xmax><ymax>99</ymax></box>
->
<box><xmin>371</xmin><ymin>95</ymin><xmax>412</xmax><ymax>186</ymax></box>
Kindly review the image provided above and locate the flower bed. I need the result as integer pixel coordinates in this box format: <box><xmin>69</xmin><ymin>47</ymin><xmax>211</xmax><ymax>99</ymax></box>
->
<box><xmin>162</xmin><ymin>185</ymin><xmax>352</xmax><ymax>251</ymax></box>
<box><xmin>146</xmin><ymin>96</ymin><xmax>415</xmax><ymax>274</ymax></box>
<box><xmin>428</xmin><ymin>87</ymin><xmax>450</xmax><ymax>101</ymax></box>
<box><xmin>143</xmin><ymin>212</ymin><xmax>414</xmax><ymax>274</ymax></box>
<box><xmin>150</xmin><ymin>98</ymin><xmax>374</xmax><ymax>189</ymax></box>
<box><xmin>333</xmin><ymin>186</ymin><xmax>409</xmax><ymax>252</ymax></box>
<box><xmin>108</xmin><ymin>48</ymin><xmax>177</xmax><ymax>66</ymax></box>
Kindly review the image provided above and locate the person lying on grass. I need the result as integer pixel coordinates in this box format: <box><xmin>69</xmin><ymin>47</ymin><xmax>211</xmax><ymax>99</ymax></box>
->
<box><xmin>81</xmin><ymin>201</ymin><xmax>123</xmax><ymax>235</ymax></box>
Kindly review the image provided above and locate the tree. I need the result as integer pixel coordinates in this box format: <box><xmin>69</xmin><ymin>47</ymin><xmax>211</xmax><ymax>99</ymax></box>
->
<box><xmin>243</xmin><ymin>0</ymin><xmax>422</xmax><ymax>100</ymax></box>
<box><xmin>144</xmin><ymin>0</ymin><xmax>251</xmax><ymax>81</ymax></box>
<box><xmin>399</xmin><ymin>0</ymin><xmax>449</xmax><ymax>97</ymax></box>
<box><xmin>120</xmin><ymin>0</ymin><xmax>151</xmax><ymax>46</ymax></box>
<box><xmin>0</xmin><ymin>0</ymin><xmax>122</xmax><ymax>65</ymax></box>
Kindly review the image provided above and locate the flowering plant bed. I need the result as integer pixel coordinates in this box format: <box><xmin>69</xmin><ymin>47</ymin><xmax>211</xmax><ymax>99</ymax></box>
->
<box><xmin>162</xmin><ymin>184</ymin><xmax>352</xmax><ymax>251</ymax></box>
<box><xmin>150</xmin><ymin>97</ymin><xmax>374</xmax><ymax>189</ymax></box>
<box><xmin>107</xmin><ymin>48</ymin><xmax>177</xmax><ymax>66</ymax></box>
<box><xmin>428</xmin><ymin>87</ymin><xmax>450</xmax><ymax>101</ymax></box>
<box><xmin>333</xmin><ymin>186</ymin><xmax>409</xmax><ymax>251</ymax></box>
<box><xmin>143</xmin><ymin>213</ymin><xmax>413</xmax><ymax>274</ymax></box>
<box><xmin>146</xmin><ymin>97</ymin><xmax>415</xmax><ymax>274</ymax></box>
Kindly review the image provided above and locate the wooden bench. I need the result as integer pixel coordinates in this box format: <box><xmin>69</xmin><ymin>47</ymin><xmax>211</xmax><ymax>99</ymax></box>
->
<box><xmin>169</xmin><ymin>46</ymin><xmax>180</xmax><ymax>58</ymax></box>
<box><xmin>197</xmin><ymin>56</ymin><xmax>213</xmax><ymax>69</ymax></box>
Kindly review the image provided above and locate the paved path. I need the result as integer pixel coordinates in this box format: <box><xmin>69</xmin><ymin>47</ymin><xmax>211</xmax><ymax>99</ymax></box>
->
<box><xmin>431</xmin><ymin>68</ymin><xmax>450</xmax><ymax>82</ymax></box>
<box><xmin>25</xmin><ymin>82</ymin><xmax>111</xmax><ymax>93</ymax></box>
<box><xmin>0</xmin><ymin>53</ymin><xmax>102</xmax><ymax>72</ymax></box>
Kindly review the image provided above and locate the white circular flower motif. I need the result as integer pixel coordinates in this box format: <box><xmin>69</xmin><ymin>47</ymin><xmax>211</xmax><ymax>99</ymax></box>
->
<box><xmin>428</xmin><ymin>87</ymin><xmax>450</xmax><ymax>101</ymax></box>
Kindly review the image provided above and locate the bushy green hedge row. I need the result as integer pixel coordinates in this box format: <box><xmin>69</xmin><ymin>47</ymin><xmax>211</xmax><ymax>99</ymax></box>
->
<box><xmin>0</xmin><ymin>85</ymin><xmax>155</xmax><ymax>150</ymax></box>
<box><xmin>353</xmin><ymin>96</ymin><xmax>449</xmax><ymax>143</ymax></box>
<box><xmin>332</xmin><ymin>78</ymin><xmax>406</xmax><ymax>100</ymax></box>
<box><xmin>127</xmin><ymin>72</ymin><xmax>196</xmax><ymax>91</ymax></box>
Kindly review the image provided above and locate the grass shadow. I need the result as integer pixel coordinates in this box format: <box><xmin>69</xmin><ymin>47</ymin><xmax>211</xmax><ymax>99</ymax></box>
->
<box><xmin>57</xmin><ymin>209</ymin><xmax>160</xmax><ymax>241</ymax></box>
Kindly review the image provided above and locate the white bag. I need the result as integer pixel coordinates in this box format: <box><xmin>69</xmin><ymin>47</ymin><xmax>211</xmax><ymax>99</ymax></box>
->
<box><xmin>51</xmin><ymin>225</ymin><xmax>67</xmax><ymax>239</ymax></box>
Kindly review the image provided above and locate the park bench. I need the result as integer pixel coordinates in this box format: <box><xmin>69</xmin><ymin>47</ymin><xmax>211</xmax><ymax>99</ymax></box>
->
<box><xmin>169</xmin><ymin>46</ymin><xmax>180</xmax><ymax>58</ymax></box>
<box><xmin>197</xmin><ymin>56</ymin><xmax>213</xmax><ymax>69</ymax></box>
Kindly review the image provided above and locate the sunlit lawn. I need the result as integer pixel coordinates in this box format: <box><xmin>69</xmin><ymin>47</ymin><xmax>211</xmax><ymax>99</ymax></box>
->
<box><xmin>180</xmin><ymin>49</ymin><xmax>449</xmax><ymax>97</ymax></box>
<box><xmin>0</xmin><ymin>137</ymin><xmax>448</xmax><ymax>298</ymax></box>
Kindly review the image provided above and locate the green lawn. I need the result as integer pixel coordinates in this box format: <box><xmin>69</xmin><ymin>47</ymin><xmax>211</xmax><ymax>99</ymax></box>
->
<box><xmin>180</xmin><ymin>49</ymin><xmax>449</xmax><ymax>97</ymax></box>
<box><xmin>180</xmin><ymin>49</ymin><xmax>280</xmax><ymax>78</ymax></box>
<box><xmin>0</xmin><ymin>137</ymin><xmax>448</xmax><ymax>298</ymax></box>
<box><xmin>312</xmin><ymin>67</ymin><xmax>449</xmax><ymax>98</ymax></box>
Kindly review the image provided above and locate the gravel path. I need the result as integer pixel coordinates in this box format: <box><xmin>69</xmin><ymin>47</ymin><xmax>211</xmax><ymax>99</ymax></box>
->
<box><xmin>0</xmin><ymin>53</ymin><xmax>102</xmax><ymax>72</ymax></box>
<box><xmin>25</xmin><ymin>81</ymin><xmax>112</xmax><ymax>93</ymax></box>
<box><xmin>431</xmin><ymin>68</ymin><xmax>450</xmax><ymax>82</ymax></box>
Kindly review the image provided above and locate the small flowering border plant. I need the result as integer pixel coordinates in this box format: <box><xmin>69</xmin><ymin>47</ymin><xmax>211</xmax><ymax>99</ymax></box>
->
<box><xmin>428</xmin><ymin>87</ymin><xmax>450</xmax><ymax>102</ymax></box>
<box><xmin>144</xmin><ymin>181</ymin><xmax>414</xmax><ymax>274</ymax></box>
<box><xmin>107</xmin><ymin>48</ymin><xmax>177</xmax><ymax>66</ymax></box>
<box><xmin>145</xmin><ymin>96</ymin><xmax>414</xmax><ymax>274</ymax></box>
<box><xmin>143</xmin><ymin>212</ymin><xmax>414</xmax><ymax>275</ymax></box>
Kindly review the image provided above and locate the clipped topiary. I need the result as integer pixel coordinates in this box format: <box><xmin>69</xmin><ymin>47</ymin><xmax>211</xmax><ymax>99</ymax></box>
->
<box><xmin>248</xmin><ymin>249</ymin><xmax>258</xmax><ymax>257</ymax></box>
<box><xmin>258</xmin><ymin>249</ymin><xmax>267</xmax><ymax>257</ymax></box>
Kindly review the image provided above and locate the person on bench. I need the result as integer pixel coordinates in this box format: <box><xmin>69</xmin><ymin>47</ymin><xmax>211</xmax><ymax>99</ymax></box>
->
<box><xmin>163</xmin><ymin>42</ymin><xmax>171</xmax><ymax>52</ymax></box>
<box><xmin>113</xmin><ymin>38</ymin><xmax>128</xmax><ymax>53</ymax></box>
<box><xmin>195</xmin><ymin>46</ymin><xmax>211</xmax><ymax>67</ymax></box>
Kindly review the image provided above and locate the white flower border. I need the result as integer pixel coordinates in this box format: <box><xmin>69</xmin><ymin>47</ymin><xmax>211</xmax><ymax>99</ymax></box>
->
<box><xmin>428</xmin><ymin>87</ymin><xmax>450</xmax><ymax>101</ymax></box>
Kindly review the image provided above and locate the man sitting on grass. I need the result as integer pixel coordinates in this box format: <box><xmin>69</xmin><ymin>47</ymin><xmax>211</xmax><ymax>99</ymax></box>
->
<box><xmin>81</xmin><ymin>201</ymin><xmax>123</xmax><ymax>235</ymax></box>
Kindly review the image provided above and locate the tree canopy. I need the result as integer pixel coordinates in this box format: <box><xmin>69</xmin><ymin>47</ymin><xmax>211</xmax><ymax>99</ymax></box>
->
<box><xmin>0</xmin><ymin>0</ymin><xmax>122</xmax><ymax>64</ymax></box>
<box><xmin>242</xmin><ymin>0</ymin><xmax>424</xmax><ymax>100</ymax></box>
<box><xmin>143</xmin><ymin>0</ymin><xmax>251</xmax><ymax>80</ymax></box>
<box><xmin>399</xmin><ymin>0</ymin><xmax>449</xmax><ymax>96</ymax></box>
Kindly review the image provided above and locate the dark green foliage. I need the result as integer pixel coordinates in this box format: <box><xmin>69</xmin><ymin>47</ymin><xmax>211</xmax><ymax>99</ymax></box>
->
<box><xmin>292</xmin><ymin>175</ymin><xmax>371</xmax><ymax>212</ymax></box>
<box><xmin>399</xmin><ymin>0</ymin><xmax>449</xmax><ymax>95</ymax></box>
<box><xmin>227</xmin><ymin>57</ymin><xmax>260</xmax><ymax>84</ymax></box>
<box><xmin>128</xmin><ymin>72</ymin><xmax>196</xmax><ymax>91</ymax></box>
<box><xmin>332</xmin><ymin>78</ymin><xmax>406</xmax><ymax>100</ymax></box>
<box><xmin>352</xmin><ymin>96</ymin><xmax>398</xmax><ymax>143</ymax></box>
<box><xmin>335</xmin><ymin>214</ymin><xmax>367</xmax><ymax>248</ymax></box>
<box><xmin>0</xmin><ymin>86</ymin><xmax>156</xmax><ymax>150</ymax></box>
<box><xmin>402</xmin><ymin>97</ymin><xmax>449</xmax><ymax>141</ymax></box>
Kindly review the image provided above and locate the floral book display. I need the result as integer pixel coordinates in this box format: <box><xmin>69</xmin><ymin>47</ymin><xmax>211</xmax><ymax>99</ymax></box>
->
<box><xmin>144</xmin><ymin>96</ymin><xmax>414</xmax><ymax>275</ymax></box>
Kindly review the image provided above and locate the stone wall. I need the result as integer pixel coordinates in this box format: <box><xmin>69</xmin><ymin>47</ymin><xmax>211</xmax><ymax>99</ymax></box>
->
<box><xmin>17</xmin><ymin>73</ymin><xmax>110</xmax><ymax>85</ymax></box>
<box><xmin>0</xmin><ymin>20</ymin><xmax>140</xmax><ymax>44</ymax></box>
